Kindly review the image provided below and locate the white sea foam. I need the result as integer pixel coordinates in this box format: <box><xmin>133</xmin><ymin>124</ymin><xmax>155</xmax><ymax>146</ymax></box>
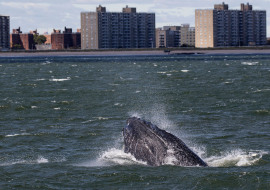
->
<box><xmin>6</xmin><ymin>134</ymin><xmax>20</xmax><ymax>137</ymax></box>
<box><xmin>41</xmin><ymin>61</ymin><xmax>51</xmax><ymax>65</ymax></box>
<box><xmin>57</xmin><ymin>89</ymin><xmax>68</xmax><ymax>91</ymax></box>
<box><xmin>114</xmin><ymin>103</ymin><xmax>123</xmax><ymax>107</ymax></box>
<box><xmin>37</xmin><ymin>156</ymin><xmax>49</xmax><ymax>164</ymax></box>
<box><xmin>224</xmin><ymin>81</ymin><xmax>233</xmax><ymax>84</ymax></box>
<box><xmin>0</xmin><ymin>160</ymin><xmax>26</xmax><ymax>166</ymax></box>
<box><xmin>120</xmin><ymin>77</ymin><xmax>133</xmax><ymax>81</ymax></box>
<box><xmin>241</xmin><ymin>62</ymin><xmax>259</xmax><ymax>66</ymax></box>
<box><xmin>109</xmin><ymin>83</ymin><xmax>120</xmax><ymax>86</ymax></box>
<box><xmin>0</xmin><ymin>156</ymin><xmax>49</xmax><ymax>166</ymax></box>
<box><xmin>49</xmin><ymin>77</ymin><xmax>71</xmax><ymax>82</ymax></box>
<box><xmin>128</xmin><ymin>112</ymin><xmax>143</xmax><ymax>119</ymax></box>
<box><xmin>252</xmin><ymin>88</ymin><xmax>270</xmax><ymax>93</ymax></box>
<box><xmin>81</xmin><ymin>119</ymin><xmax>93</xmax><ymax>124</ymax></box>
<box><xmin>75</xmin><ymin>143</ymin><xmax>267</xmax><ymax>168</ymax></box>
<box><xmin>35</xmin><ymin>78</ymin><xmax>46</xmax><ymax>81</ymax></box>
<box><xmin>100</xmin><ymin>148</ymin><xmax>146</xmax><ymax>165</ymax></box>
<box><xmin>206</xmin><ymin>149</ymin><xmax>267</xmax><ymax>167</ymax></box>
<box><xmin>157</xmin><ymin>71</ymin><xmax>167</xmax><ymax>74</ymax></box>
<box><xmin>77</xmin><ymin>148</ymin><xmax>146</xmax><ymax>167</ymax></box>
<box><xmin>93</xmin><ymin>117</ymin><xmax>110</xmax><ymax>121</ymax></box>
<box><xmin>79</xmin><ymin>145</ymin><xmax>268</xmax><ymax>168</ymax></box>
<box><xmin>5</xmin><ymin>133</ymin><xmax>30</xmax><ymax>137</ymax></box>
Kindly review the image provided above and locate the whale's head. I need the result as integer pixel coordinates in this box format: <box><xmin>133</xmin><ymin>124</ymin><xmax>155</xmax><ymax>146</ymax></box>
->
<box><xmin>123</xmin><ymin>117</ymin><xmax>168</xmax><ymax>166</ymax></box>
<box><xmin>123</xmin><ymin>117</ymin><xmax>162</xmax><ymax>141</ymax></box>
<box><xmin>124</xmin><ymin>117</ymin><xmax>163</xmax><ymax>136</ymax></box>
<box><xmin>123</xmin><ymin>117</ymin><xmax>208</xmax><ymax>167</ymax></box>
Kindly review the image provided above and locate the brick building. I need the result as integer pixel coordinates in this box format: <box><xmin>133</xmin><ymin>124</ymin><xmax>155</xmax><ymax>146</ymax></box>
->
<box><xmin>51</xmin><ymin>27</ymin><xmax>81</xmax><ymax>50</ymax></box>
<box><xmin>20</xmin><ymin>34</ymin><xmax>35</xmax><ymax>50</ymax></box>
<box><xmin>44</xmin><ymin>34</ymin><xmax>52</xmax><ymax>45</ymax></box>
<box><xmin>10</xmin><ymin>28</ymin><xmax>21</xmax><ymax>48</ymax></box>
<box><xmin>10</xmin><ymin>27</ymin><xmax>35</xmax><ymax>50</ymax></box>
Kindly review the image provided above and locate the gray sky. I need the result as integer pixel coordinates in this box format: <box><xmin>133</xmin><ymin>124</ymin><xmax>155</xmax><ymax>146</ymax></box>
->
<box><xmin>1</xmin><ymin>0</ymin><xmax>269</xmax><ymax>36</ymax></box>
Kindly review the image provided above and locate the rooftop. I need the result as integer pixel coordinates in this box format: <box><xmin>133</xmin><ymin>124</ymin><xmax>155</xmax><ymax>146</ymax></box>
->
<box><xmin>81</xmin><ymin>5</ymin><xmax>155</xmax><ymax>14</ymax></box>
<box><xmin>196</xmin><ymin>3</ymin><xmax>266</xmax><ymax>11</ymax></box>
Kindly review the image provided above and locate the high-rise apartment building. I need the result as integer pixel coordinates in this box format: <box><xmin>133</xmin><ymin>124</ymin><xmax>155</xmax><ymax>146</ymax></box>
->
<box><xmin>195</xmin><ymin>3</ymin><xmax>266</xmax><ymax>48</ymax></box>
<box><xmin>81</xmin><ymin>5</ymin><xmax>155</xmax><ymax>49</ymax></box>
<box><xmin>179</xmin><ymin>24</ymin><xmax>195</xmax><ymax>47</ymax></box>
<box><xmin>156</xmin><ymin>24</ymin><xmax>195</xmax><ymax>48</ymax></box>
<box><xmin>0</xmin><ymin>15</ymin><xmax>10</xmax><ymax>50</ymax></box>
<box><xmin>156</xmin><ymin>28</ymin><xmax>178</xmax><ymax>48</ymax></box>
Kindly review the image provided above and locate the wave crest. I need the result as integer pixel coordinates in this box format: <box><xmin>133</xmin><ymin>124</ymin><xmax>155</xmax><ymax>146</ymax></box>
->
<box><xmin>206</xmin><ymin>149</ymin><xmax>267</xmax><ymax>167</ymax></box>
<box><xmin>76</xmin><ymin>148</ymin><xmax>146</xmax><ymax>167</ymax></box>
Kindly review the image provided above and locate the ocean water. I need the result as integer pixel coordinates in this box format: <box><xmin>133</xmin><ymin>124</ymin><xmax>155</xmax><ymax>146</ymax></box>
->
<box><xmin>0</xmin><ymin>54</ymin><xmax>269</xmax><ymax>189</ymax></box>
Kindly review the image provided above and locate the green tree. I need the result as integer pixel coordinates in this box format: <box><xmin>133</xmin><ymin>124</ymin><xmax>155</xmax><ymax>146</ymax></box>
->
<box><xmin>34</xmin><ymin>34</ymin><xmax>47</xmax><ymax>45</ymax></box>
<box><xmin>12</xmin><ymin>44</ymin><xmax>23</xmax><ymax>49</ymax></box>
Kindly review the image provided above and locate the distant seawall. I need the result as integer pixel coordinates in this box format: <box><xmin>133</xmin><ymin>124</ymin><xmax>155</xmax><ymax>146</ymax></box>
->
<box><xmin>1</xmin><ymin>48</ymin><xmax>270</xmax><ymax>57</ymax></box>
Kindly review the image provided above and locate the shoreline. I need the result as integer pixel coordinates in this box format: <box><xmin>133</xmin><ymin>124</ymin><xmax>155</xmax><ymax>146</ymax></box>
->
<box><xmin>1</xmin><ymin>49</ymin><xmax>270</xmax><ymax>57</ymax></box>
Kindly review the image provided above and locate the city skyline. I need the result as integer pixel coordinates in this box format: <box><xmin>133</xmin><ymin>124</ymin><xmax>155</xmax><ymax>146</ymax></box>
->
<box><xmin>1</xmin><ymin>0</ymin><xmax>270</xmax><ymax>36</ymax></box>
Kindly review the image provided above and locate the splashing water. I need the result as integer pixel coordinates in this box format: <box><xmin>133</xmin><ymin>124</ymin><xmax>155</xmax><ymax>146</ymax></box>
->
<box><xmin>100</xmin><ymin>148</ymin><xmax>147</xmax><ymax>165</ymax></box>
<box><xmin>37</xmin><ymin>156</ymin><xmax>49</xmax><ymax>164</ymax></box>
<box><xmin>124</xmin><ymin>111</ymin><xmax>267</xmax><ymax>167</ymax></box>
<box><xmin>0</xmin><ymin>156</ymin><xmax>49</xmax><ymax>166</ymax></box>
<box><xmin>241</xmin><ymin>62</ymin><xmax>259</xmax><ymax>66</ymax></box>
<box><xmin>128</xmin><ymin>111</ymin><xmax>142</xmax><ymax>119</ymax></box>
<box><xmin>78</xmin><ymin>147</ymin><xmax>267</xmax><ymax>168</ymax></box>
<box><xmin>206</xmin><ymin>149</ymin><xmax>267</xmax><ymax>167</ymax></box>
<box><xmin>128</xmin><ymin>105</ymin><xmax>175</xmax><ymax>132</ymax></box>
<box><xmin>76</xmin><ymin>109</ymin><xmax>268</xmax><ymax>168</ymax></box>
<box><xmin>77</xmin><ymin>148</ymin><xmax>147</xmax><ymax>167</ymax></box>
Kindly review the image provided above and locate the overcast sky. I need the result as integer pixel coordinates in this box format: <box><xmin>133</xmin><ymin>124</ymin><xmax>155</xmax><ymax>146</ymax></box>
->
<box><xmin>1</xmin><ymin>0</ymin><xmax>270</xmax><ymax>36</ymax></box>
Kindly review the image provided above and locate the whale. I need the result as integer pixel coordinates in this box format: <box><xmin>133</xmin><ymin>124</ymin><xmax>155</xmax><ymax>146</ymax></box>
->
<box><xmin>123</xmin><ymin>117</ymin><xmax>208</xmax><ymax>167</ymax></box>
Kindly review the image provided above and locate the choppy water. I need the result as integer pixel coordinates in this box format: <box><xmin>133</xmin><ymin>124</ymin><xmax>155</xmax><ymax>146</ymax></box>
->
<box><xmin>0</xmin><ymin>54</ymin><xmax>269</xmax><ymax>189</ymax></box>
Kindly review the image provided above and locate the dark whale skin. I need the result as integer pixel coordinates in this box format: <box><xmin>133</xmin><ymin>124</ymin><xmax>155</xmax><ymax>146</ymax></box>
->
<box><xmin>123</xmin><ymin>117</ymin><xmax>208</xmax><ymax>167</ymax></box>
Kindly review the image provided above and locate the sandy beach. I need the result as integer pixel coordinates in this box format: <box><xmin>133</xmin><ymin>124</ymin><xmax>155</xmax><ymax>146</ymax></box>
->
<box><xmin>1</xmin><ymin>48</ymin><xmax>270</xmax><ymax>57</ymax></box>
